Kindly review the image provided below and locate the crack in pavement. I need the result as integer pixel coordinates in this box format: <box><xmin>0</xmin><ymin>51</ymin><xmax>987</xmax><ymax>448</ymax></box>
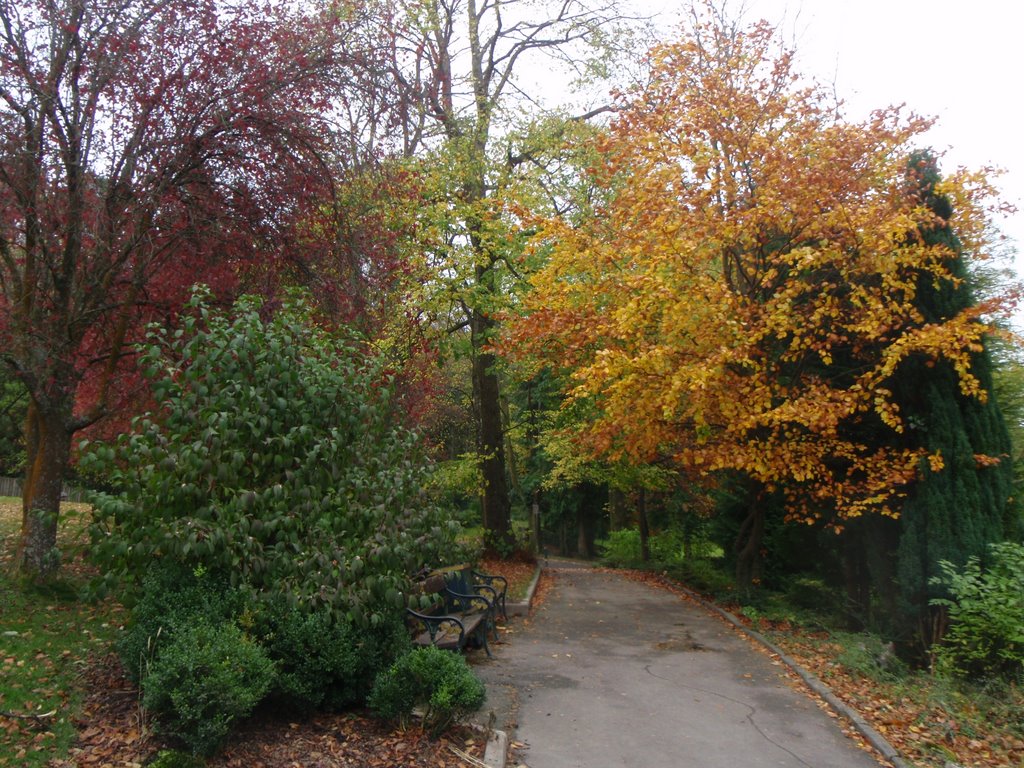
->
<box><xmin>644</xmin><ymin>663</ymin><xmax>815</xmax><ymax>768</ymax></box>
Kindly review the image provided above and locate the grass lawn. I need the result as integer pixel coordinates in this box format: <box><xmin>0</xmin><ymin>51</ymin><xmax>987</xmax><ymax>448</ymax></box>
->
<box><xmin>0</xmin><ymin>498</ymin><xmax>125</xmax><ymax>767</ymax></box>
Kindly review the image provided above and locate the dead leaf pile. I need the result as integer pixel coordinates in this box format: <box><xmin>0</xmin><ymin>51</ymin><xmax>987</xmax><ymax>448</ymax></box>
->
<box><xmin>525</xmin><ymin>570</ymin><xmax>555</xmax><ymax>616</ymax></box>
<box><xmin>758</xmin><ymin>629</ymin><xmax>1024</xmax><ymax>768</ymax></box>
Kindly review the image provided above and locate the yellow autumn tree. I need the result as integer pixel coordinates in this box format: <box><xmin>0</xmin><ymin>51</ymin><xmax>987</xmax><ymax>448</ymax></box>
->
<box><xmin>505</xmin><ymin>11</ymin><xmax>1013</xmax><ymax>551</ymax></box>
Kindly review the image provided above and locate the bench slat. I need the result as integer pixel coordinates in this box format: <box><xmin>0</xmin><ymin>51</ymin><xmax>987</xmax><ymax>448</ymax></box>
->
<box><xmin>407</xmin><ymin>571</ymin><xmax>493</xmax><ymax>657</ymax></box>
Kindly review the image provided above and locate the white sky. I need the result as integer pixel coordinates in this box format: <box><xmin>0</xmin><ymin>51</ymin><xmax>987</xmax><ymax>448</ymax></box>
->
<box><xmin>647</xmin><ymin>0</ymin><xmax>1024</xmax><ymax>319</ymax></box>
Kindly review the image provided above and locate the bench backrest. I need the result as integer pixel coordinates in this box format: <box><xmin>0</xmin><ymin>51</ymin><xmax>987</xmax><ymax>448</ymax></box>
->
<box><xmin>442</xmin><ymin>567</ymin><xmax>474</xmax><ymax>596</ymax></box>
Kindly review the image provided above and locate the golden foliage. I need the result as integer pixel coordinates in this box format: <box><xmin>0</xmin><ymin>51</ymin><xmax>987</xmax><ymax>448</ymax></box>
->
<box><xmin>503</xmin><ymin>8</ymin><xmax>1013</xmax><ymax>525</ymax></box>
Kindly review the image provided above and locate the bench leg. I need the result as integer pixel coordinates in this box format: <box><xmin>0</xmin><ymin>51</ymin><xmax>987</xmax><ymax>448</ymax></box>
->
<box><xmin>473</xmin><ymin>622</ymin><xmax>493</xmax><ymax>658</ymax></box>
<box><xmin>480</xmin><ymin>630</ymin><xmax>492</xmax><ymax>658</ymax></box>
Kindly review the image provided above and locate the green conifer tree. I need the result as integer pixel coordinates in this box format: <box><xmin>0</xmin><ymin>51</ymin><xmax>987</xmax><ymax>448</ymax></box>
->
<box><xmin>890</xmin><ymin>152</ymin><xmax>1016</xmax><ymax>648</ymax></box>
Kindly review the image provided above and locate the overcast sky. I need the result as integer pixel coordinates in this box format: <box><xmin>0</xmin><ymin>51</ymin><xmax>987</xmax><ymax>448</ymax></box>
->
<box><xmin>647</xmin><ymin>0</ymin><xmax>1024</xmax><ymax>315</ymax></box>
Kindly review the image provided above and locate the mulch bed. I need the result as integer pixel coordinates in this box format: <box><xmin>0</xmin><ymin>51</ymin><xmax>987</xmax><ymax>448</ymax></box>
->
<box><xmin>53</xmin><ymin>654</ymin><xmax>485</xmax><ymax>768</ymax></box>
<box><xmin>30</xmin><ymin>541</ymin><xmax>527</xmax><ymax>767</ymax></box>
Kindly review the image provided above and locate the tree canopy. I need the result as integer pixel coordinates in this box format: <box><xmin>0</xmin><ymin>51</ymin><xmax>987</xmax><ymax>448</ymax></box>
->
<box><xmin>0</xmin><ymin>0</ymin><xmax>362</xmax><ymax>573</ymax></box>
<box><xmin>505</xmin><ymin>13</ymin><xmax>1015</xmax><ymax>530</ymax></box>
<box><xmin>1</xmin><ymin>1</ymin><xmax>1018</xmax><ymax>665</ymax></box>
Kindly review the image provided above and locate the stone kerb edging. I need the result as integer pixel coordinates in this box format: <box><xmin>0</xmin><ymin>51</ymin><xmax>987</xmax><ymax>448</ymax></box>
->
<box><xmin>504</xmin><ymin>564</ymin><xmax>543</xmax><ymax>617</ymax></box>
<box><xmin>482</xmin><ymin>727</ymin><xmax>508</xmax><ymax>768</ymax></box>
<box><xmin>667</xmin><ymin>578</ymin><xmax>911</xmax><ymax>768</ymax></box>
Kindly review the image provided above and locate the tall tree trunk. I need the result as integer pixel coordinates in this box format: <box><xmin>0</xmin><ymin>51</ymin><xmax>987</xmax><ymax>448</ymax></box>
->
<box><xmin>682</xmin><ymin>513</ymin><xmax>693</xmax><ymax>562</ymax></box>
<box><xmin>841</xmin><ymin>525</ymin><xmax>871</xmax><ymax>631</ymax></box>
<box><xmin>530</xmin><ymin>489</ymin><xmax>542</xmax><ymax>555</ymax></box>
<box><xmin>734</xmin><ymin>490</ymin><xmax>765</xmax><ymax>590</ymax></box>
<box><xmin>473</xmin><ymin>314</ymin><xmax>513</xmax><ymax>555</ymax></box>
<box><xmin>15</xmin><ymin>401</ymin><xmax>71</xmax><ymax>576</ymax></box>
<box><xmin>638</xmin><ymin>488</ymin><xmax>651</xmax><ymax>563</ymax></box>
<box><xmin>608</xmin><ymin>488</ymin><xmax>629</xmax><ymax>531</ymax></box>
<box><xmin>526</xmin><ymin>382</ymin><xmax>541</xmax><ymax>556</ymax></box>
<box><xmin>576</xmin><ymin>501</ymin><xmax>599</xmax><ymax>559</ymax></box>
<box><xmin>500</xmin><ymin>396</ymin><xmax>520</xmax><ymax>496</ymax></box>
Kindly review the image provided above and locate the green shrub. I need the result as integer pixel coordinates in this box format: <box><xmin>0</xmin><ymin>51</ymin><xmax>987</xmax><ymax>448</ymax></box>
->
<box><xmin>599</xmin><ymin>529</ymin><xmax>641</xmax><ymax>567</ymax></box>
<box><xmin>83</xmin><ymin>288</ymin><xmax>461</xmax><ymax>626</ymax></box>
<box><xmin>785</xmin><ymin>577</ymin><xmax>842</xmax><ymax>615</ymax></box>
<box><xmin>664</xmin><ymin>557</ymin><xmax>734</xmax><ymax>598</ymax></box>
<box><xmin>117</xmin><ymin>562</ymin><xmax>244</xmax><ymax>682</ymax></box>
<box><xmin>257</xmin><ymin>602</ymin><xmax>411</xmax><ymax>713</ymax></box>
<box><xmin>368</xmin><ymin>647</ymin><xmax>485</xmax><ymax>736</ymax></box>
<box><xmin>648</xmin><ymin>529</ymin><xmax>685</xmax><ymax>564</ymax></box>
<box><xmin>931</xmin><ymin>541</ymin><xmax>1024</xmax><ymax>682</ymax></box>
<box><xmin>145</xmin><ymin>751</ymin><xmax>206</xmax><ymax>768</ymax></box>
<box><xmin>833</xmin><ymin>632</ymin><xmax>908</xmax><ymax>683</ymax></box>
<box><xmin>142</xmin><ymin>619</ymin><xmax>275</xmax><ymax>756</ymax></box>
<box><xmin>600</xmin><ymin>528</ymin><xmax>720</xmax><ymax>569</ymax></box>
<box><xmin>483</xmin><ymin>521</ymin><xmax>534</xmax><ymax>560</ymax></box>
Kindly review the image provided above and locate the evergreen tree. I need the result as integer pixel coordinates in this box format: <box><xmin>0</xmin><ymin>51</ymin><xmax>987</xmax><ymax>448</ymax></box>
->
<box><xmin>889</xmin><ymin>152</ymin><xmax>1016</xmax><ymax>648</ymax></box>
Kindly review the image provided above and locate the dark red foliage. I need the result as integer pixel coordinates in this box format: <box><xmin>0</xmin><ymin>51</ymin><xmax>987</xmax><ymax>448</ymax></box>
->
<box><xmin>0</xmin><ymin>0</ymin><xmax>393</xmax><ymax>571</ymax></box>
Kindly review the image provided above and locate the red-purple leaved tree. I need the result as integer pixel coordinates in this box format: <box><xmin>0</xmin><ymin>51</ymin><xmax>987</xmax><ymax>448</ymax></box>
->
<box><xmin>0</xmin><ymin>0</ymin><xmax>348</xmax><ymax>575</ymax></box>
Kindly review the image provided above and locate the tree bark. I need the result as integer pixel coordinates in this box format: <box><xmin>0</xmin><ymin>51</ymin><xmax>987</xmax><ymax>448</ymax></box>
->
<box><xmin>734</xmin><ymin>492</ymin><xmax>765</xmax><ymax>590</ymax></box>
<box><xmin>682</xmin><ymin>511</ymin><xmax>694</xmax><ymax>561</ymax></box>
<box><xmin>530</xmin><ymin>489</ymin><xmax>542</xmax><ymax>555</ymax></box>
<box><xmin>473</xmin><ymin>320</ymin><xmax>513</xmax><ymax>555</ymax></box>
<box><xmin>638</xmin><ymin>488</ymin><xmax>651</xmax><ymax>563</ymax></box>
<box><xmin>15</xmin><ymin>402</ymin><xmax>72</xmax><ymax>576</ymax></box>
<box><xmin>608</xmin><ymin>488</ymin><xmax>629</xmax><ymax>531</ymax></box>
<box><xmin>841</xmin><ymin>523</ymin><xmax>871</xmax><ymax>630</ymax></box>
<box><xmin>576</xmin><ymin>504</ymin><xmax>597</xmax><ymax>559</ymax></box>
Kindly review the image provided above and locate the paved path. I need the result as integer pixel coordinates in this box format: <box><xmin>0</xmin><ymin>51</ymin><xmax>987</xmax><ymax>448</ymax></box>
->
<box><xmin>475</xmin><ymin>564</ymin><xmax>884</xmax><ymax>768</ymax></box>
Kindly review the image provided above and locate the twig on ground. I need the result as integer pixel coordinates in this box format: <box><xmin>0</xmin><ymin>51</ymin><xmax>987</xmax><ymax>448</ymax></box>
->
<box><xmin>1</xmin><ymin>708</ymin><xmax>57</xmax><ymax>727</ymax></box>
<box><xmin>449</xmin><ymin>744</ymin><xmax>489</xmax><ymax>767</ymax></box>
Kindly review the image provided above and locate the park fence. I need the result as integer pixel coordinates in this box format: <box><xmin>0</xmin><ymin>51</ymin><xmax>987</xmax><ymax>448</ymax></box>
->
<box><xmin>0</xmin><ymin>476</ymin><xmax>89</xmax><ymax>503</ymax></box>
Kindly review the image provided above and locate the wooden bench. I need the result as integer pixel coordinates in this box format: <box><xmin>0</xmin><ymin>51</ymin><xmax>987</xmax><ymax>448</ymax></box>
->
<box><xmin>467</xmin><ymin>568</ymin><xmax>509</xmax><ymax>621</ymax></box>
<box><xmin>406</xmin><ymin>565</ymin><xmax>504</xmax><ymax>656</ymax></box>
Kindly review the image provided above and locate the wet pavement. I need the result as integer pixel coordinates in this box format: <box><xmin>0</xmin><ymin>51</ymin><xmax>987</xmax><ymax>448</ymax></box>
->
<box><xmin>474</xmin><ymin>563</ymin><xmax>885</xmax><ymax>768</ymax></box>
